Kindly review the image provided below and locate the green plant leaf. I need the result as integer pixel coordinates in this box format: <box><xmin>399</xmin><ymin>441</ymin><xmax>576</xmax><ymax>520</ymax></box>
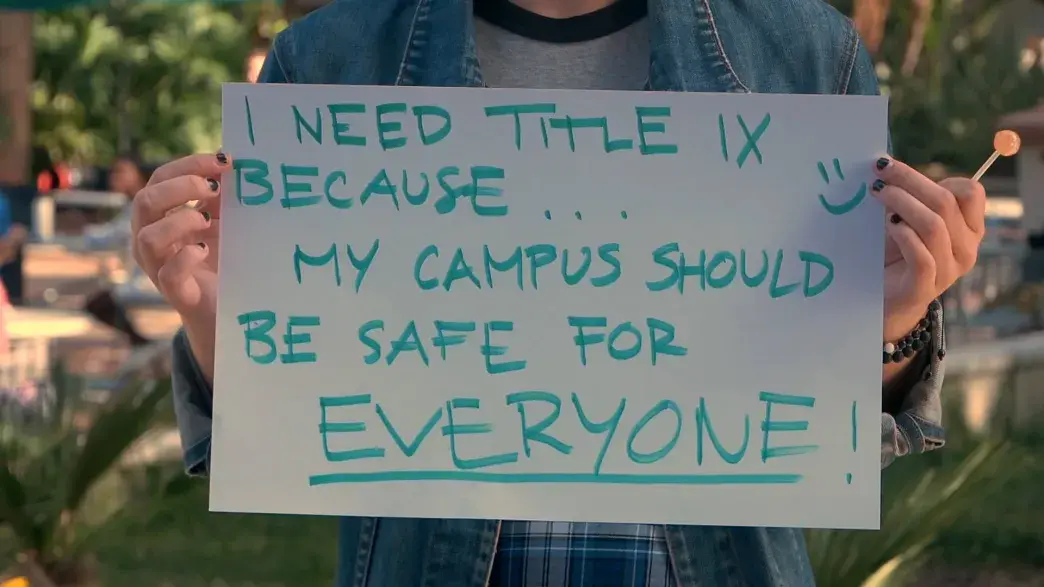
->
<box><xmin>60</xmin><ymin>377</ymin><xmax>171</xmax><ymax>514</ymax></box>
<box><xmin>809</xmin><ymin>441</ymin><xmax>1027</xmax><ymax>587</ymax></box>
<box><xmin>0</xmin><ymin>458</ymin><xmax>42</xmax><ymax>551</ymax></box>
<box><xmin>16</xmin><ymin>419</ymin><xmax>88</xmax><ymax>554</ymax></box>
<box><xmin>48</xmin><ymin>361</ymin><xmax>77</xmax><ymax>431</ymax></box>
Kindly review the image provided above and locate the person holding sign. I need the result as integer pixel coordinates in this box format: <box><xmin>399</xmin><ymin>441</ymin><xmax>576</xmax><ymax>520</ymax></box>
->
<box><xmin>134</xmin><ymin>0</ymin><xmax>987</xmax><ymax>586</ymax></box>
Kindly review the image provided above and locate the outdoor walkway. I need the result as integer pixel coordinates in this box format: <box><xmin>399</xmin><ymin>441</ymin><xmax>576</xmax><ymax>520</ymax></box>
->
<box><xmin>949</xmin><ymin>328</ymin><xmax>1044</xmax><ymax>374</ymax></box>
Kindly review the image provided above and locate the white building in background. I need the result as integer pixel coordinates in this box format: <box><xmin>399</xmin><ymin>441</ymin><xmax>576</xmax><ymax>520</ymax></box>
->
<box><xmin>997</xmin><ymin>0</ymin><xmax>1044</xmax><ymax>236</ymax></box>
<box><xmin>1001</xmin><ymin>106</ymin><xmax>1044</xmax><ymax>234</ymax></box>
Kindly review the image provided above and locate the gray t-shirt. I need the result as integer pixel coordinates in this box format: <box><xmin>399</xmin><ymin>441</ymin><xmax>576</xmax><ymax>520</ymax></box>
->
<box><xmin>474</xmin><ymin>16</ymin><xmax>648</xmax><ymax>91</ymax></box>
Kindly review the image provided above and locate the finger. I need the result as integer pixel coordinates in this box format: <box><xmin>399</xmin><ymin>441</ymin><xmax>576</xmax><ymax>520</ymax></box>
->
<box><xmin>883</xmin><ymin>209</ymin><xmax>903</xmax><ymax>265</ymax></box>
<box><xmin>135</xmin><ymin>207</ymin><xmax>211</xmax><ymax>279</ymax></box>
<box><xmin>872</xmin><ymin>177</ymin><xmax>977</xmax><ymax>273</ymax></box>
<box><xmin>156</xmin><ymin>242</ymin><xmax>210</xmax><ymax>310</ymax></box>
<box><xmin>871</xmin><ymin>182</ymin><xmax>953</xmax><ymax>272</ymax></box>
<box><xmin>939</xmin><ymin>177</ymin><xmax>987</xmax><ymax>236</ymax></box>
<box><xmin>133</xmin><ymin>175</ymin><xmax>220</xmax><ymax>234</ymax></box>
<box><xmin>194</xmin><ymin>197</ymin><xmax>222</xmax><ymax>220</ymax></box>
<box><xmin>148</xmin><ymin>152</ymin><xmax>230</xmax><ymax>187</ymax></box>
<box><xmin>199</xmin><ymin>218</ymin><xmax>220</xmax><ymax>242</ymax></box>
<box><xmin>875</xmin><ymin>157</ymin><xmax>962</xmax><ymax>222</ymax></box>
<box><xmin>886</xmin><ymin>219</ymin><xmax>936</xmax><ymax>300</ymax></box>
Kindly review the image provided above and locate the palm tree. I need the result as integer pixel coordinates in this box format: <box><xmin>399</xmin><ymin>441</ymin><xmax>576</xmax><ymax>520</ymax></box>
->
<box><xmin>0</xmin><ymin>371</ymin><xmax>171</xmax><ymax>586</ymax></box>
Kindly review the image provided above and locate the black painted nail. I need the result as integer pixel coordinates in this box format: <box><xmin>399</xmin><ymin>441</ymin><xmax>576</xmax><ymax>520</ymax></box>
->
<box><xmin>207</xmin><ymin>178</ymin><xmax>219</xmax><ymax>192</ymax></box>
<box><xmin>876</xmin><ymin>157</ymin><xmax>891</xmax><ymax>170</ymax></box>
<box><xmin>198</xmin><ymin>241</ymin><xmax>207</xmax><ymax>249</ymax></box>
<box><xmin>872</xmin><ymin>179</ymin><xmax>886</xmax><ymax>192</ymax></box>
<box><xmin>201</xmin><ymin>210</ymin><xmax>211</xmax><ymax>222</ymax></box>
<box><xmin>216</xmin><ymin>152</ymin><xmax>228</xmax><ymax>165</ymax></box>
<box><xmin>889</xmin><ymin>213</ymin><xmax>902</xmax><ymax>224</ymax></box>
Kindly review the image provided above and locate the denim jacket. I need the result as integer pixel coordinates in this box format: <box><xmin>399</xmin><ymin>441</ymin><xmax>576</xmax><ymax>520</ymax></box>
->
<box><xmin>172</xmin><ymin>1</ymin><xmax>947</xmax><ymax>585</ymax></box>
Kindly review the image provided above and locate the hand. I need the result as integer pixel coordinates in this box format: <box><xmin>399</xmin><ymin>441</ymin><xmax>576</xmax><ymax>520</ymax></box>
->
<box><xmin>132</xmin><ymin>153</ymin><xmax>228</xmax><ymax>383</ymax></box>
<box><xmin>870</xmin><ymin>157</ymin><xmax>986</xmax><ymax>342</ymax></box>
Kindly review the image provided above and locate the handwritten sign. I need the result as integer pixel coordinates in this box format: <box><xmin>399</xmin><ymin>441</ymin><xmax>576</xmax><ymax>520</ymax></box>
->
<box><xmin>210</xmin><ymin>84</ymin><xmax>888</xmax><ymax>530</ymax></box>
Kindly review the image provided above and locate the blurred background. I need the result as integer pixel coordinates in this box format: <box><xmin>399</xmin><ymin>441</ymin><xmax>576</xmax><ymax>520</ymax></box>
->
<box><xmin>0</xmin><ymin>0</ymin><xmax>1043</xmax><ymax>586</ymax></box>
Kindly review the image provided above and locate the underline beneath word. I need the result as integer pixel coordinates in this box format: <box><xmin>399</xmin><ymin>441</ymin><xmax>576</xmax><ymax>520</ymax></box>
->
<box><xmin>308</xmin><ymin>471</ymin><xmax>804</xmax><ymax>486</ymax></box>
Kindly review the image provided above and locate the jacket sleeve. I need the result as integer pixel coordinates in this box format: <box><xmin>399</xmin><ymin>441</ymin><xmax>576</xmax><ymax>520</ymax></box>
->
<box><xmin>879</xmin><ymin>303</ymin><xmax>946</xmax><ymax>468</ymax></box>
<box><xmin>172</xmin><ymin>328</ymin><xmax>214</xmax><ymax>476</ymax></box>
<box><xmin>843</xmin><ymin>36</ymin><xmax>947</xmax><ymax>468</ymax></box>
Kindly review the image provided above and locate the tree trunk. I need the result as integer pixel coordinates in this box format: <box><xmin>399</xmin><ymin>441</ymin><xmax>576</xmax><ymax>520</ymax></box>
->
<box><xmin>0</xmin><ymin>10</ymin><xmax>33</xmax><ymax>186</ymax></box>
<box><xmin>852</xmin><ymin>0</ymin><xmax>892</xmax><ymax>56</ymax></box>
<box><xmin>901</xmin><ymin>0</ymin><xmax>934</xmax><ymax>75</ymax></box>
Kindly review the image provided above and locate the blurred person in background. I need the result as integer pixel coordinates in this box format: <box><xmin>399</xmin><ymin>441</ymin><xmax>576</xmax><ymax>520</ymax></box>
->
<box><xmin>131</xmin><ymin>0</ymin><xmax>989</xmax><ymax>586</ymax></box>
<box><xmin>108</xmin><ymin>152</ymin><xmax>149</xmax><ymax>201</ymax></box>
<box><xmin>82</xmin><ymin>153</ymin><xmax>150</xmax><ymax>347</ymax></box>
<box><xmin>0</xmin><ymin>185</ymin><xmax>27</xmax><ymax>358</ymax></box>
<box><xmin>52</xmin><ymin>152</ymin><xmax>148</xmax><ymax>234</ymax></box>
<box><xmin>0</xmin><ymin>186</ymin><xmax>29</xmax><ymax>268</ymax></box>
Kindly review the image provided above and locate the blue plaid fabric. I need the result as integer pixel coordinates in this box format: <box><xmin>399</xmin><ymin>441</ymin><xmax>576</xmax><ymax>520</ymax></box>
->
<box><xmin>490</xmin><ymin>521</ymin><xmax>677</xmax><ymax>587</ymax></box>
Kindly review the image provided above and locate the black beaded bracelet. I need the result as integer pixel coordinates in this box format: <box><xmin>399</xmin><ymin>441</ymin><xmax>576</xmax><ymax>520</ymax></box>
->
<box><xmin>882</xmin><ymin>300</ymin><xmax>939</xmax><ymax>364</ymax></box>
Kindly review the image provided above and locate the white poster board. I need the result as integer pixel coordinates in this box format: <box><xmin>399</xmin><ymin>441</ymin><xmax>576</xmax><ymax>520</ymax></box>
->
<box><xmin>211</xmin><ymin>83</ymin><xmax>888</xmax><ymax>530</ymax></box>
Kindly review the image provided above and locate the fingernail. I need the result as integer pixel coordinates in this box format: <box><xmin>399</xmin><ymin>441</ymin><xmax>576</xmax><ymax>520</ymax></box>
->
<box><xmin>197</xmin><ymin>241</ymin><xmax>207</xmax><ymax>249</ymax></box>
<box><xmin>216</xmin><ymin>152</ymin><xmax>228</xmax><ymax>165</ymax></box>
<box><xmin>872</xmin><ymin>179</ymin><xmax>886</xmax><ymax>192</ymax></box>
<box><xmin>201</xmin><ymin>210</ymin><xmax>211</xmax><ymax>222</ymax></box>
<box><xmin>889</xmin><ymin>213</ymin><xmax>903</xmax><ymax>224</ymax></box>
<box><xmin>876</xmin><ymin>157</ymin><xmax>892</xmax><ymax>171</ymax></box>
<box><xmin>207</xmin><ymin>178</ymin><xmax>219</xmax><ymax>192</ymax></box>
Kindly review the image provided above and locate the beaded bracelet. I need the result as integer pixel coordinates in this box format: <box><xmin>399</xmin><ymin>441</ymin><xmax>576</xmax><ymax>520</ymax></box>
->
<box><xmin>882</xmin><ymin>300</ymin><xmax>939</xmax><ymax>364</ymax></box>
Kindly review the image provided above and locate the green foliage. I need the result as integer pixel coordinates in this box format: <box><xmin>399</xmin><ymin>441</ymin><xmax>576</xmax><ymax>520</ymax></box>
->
<box><xmin>927</xmin><ymin>394</ymin><xmax>1044</xmax><ymax>571</ymax></box>
<box><xmin>27</xmin><ymin>0</ymin><xmax>1043</xmax><ymax>171</ymax></box>
<box><xmin>831</xmin><ymin>0</ymin><xmax>1044</xmax><ymax>171</ymax></box>
<box><xmin>809</xmin><ymin>376</ymin><xmax>1044</xmax><ymax>586</ymax></box>
<box><xmin>888</xmin><ymin>8</ymin><xmax>1044</xmax><ymax>171</ymax></box>
<box><xmin>0</xmin><ymin>373</ymin><xmax>171</xmax><ymax>577</ymax></box>
<box><xmin>808</xmin><ymin>441</ymin><xmax>1033</xmax><ymax>587</ymax></box>
<box><xmin>90</xmin><ymin>476</ymin><xmax>337</xmax><ymax>587</ymax></box>
<box><xmin>32</xmin><ymin>1</ymin><xmax>257</xmax><ymax>165</ymax></box>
